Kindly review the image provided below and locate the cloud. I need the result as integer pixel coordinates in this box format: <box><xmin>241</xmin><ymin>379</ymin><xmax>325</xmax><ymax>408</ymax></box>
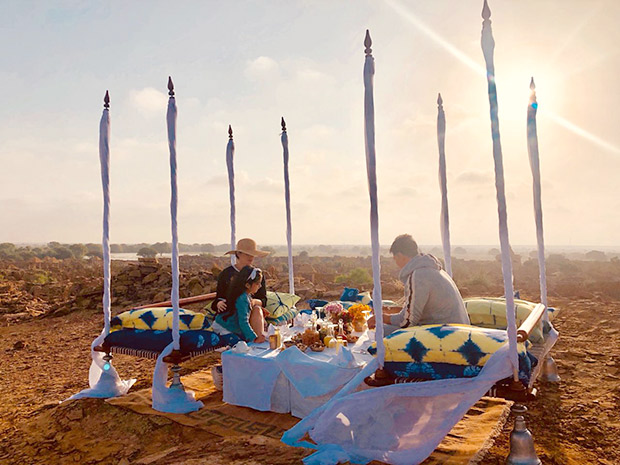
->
<box><xmin>129</xmin><ymin>87</ymin><xmax>168</xmax><ymax>114</ymax></box>
<box><xmin>244</xmin><ymin>56</ymin><xmax>280</xmax><ymax>80</ymax></box>
<box><xmin>455</xmin><ymin>170</ymin><xmax>493</xmax><ymax>185</ymax></box>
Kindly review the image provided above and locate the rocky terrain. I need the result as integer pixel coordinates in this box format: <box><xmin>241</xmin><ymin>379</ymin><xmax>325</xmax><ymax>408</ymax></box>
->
<box><xmin>0</xmin><ymin>254</ymin><xmax>619</xmax><ymax>464</ymax></box>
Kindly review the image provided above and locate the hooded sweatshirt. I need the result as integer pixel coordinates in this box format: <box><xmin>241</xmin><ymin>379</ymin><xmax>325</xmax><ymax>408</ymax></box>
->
<box><xmin>390</xmin><ymin>254</ymin><xmax>470</xmax><ymax>328</ymax></box>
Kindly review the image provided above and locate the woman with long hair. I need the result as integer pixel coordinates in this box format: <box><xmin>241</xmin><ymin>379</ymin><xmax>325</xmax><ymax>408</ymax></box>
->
<box><xmin>212</xmin><ymin>265</ymin><xmax>266</xmax><ymax>343</ymax></box>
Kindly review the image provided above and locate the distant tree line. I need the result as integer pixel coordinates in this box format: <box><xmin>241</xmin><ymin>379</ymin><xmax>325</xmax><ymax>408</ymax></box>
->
<box><xmin>0</xmin><ymin>242</ymin><xmax>101</xmax><ymax>260</ymax></box>
<box><xmin>0</xmin><ymin>242</ymin><xmax>231</xmax><ymax>261</ymax></box>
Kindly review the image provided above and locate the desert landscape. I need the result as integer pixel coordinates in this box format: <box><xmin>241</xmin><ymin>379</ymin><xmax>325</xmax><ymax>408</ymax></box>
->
<box><xmin>0</xmin><ymin>249</ymin><xmax>618</xmax><ymax>464</ymax></box>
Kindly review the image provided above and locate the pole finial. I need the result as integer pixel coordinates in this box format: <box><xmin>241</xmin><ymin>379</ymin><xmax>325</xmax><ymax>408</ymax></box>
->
<box><xmin>168</xmin><ymin>76</ymin><xmax>175</xmax><ymax>97</ymax></box>
<box><xmin>482</xmin><ymin>0</ymin><xmax>491</xmax><ymax>20</ymax></box>
<box><xmin>104</xmin><ymin>90</ymin><xmax>110</xmax><ymax>109</ymax></box>
<box><xmin>437</xmin><ymin>93</ymin><xmax>443</xmax><ymax>106</ymax></box>
<box><xmin>364</xmin><ymin>29</ymin><xmax>372</xmax><ymax>55</ymax></box>
<box><xmin>228</xmin><ymin>124</ymin><xmax>233</xmax><ymax>140</ymax></box>
<box><xmin>281</xmin><ymin>117</ymin><xmax>287</xmax><ymax>132</ymax></box>
<box><xmin>530</xmin><ymin>77</ymin><xmax>536</xmax><ymax>91</ymax></box>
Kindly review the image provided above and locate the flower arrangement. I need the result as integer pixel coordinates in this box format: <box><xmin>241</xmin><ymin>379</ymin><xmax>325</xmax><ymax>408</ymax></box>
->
<box><xmin>323</xmin><ymin>302</ymin><xmax>348</xmax><ymax>323</ymax></box>
<box><xmin>323</xmin><ymin>302</ymin><xmax>372</xmax><ymax>326</ymax></box>
<box><xmin>347</xmin><ymin>303</ymin><xmax>372</xmax><ymax>321</ymax></box>
<box><xmin>347</xmin><ymin>303</ymin><xmax>372</xmax><ymax>331</ymax></box>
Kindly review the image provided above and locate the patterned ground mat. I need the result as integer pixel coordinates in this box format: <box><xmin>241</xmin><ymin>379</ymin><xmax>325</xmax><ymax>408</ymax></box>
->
<box><xmin>107</xmin><ymin>370</ymin><xmax>511</xmax><ymax>464</ymax></box>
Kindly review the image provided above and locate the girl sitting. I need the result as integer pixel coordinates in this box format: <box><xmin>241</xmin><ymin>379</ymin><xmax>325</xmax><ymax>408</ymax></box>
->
<box><xmin>212</xmin><ymin>266</ymin><xmax>266</xmax><ymax>343</ymax></box>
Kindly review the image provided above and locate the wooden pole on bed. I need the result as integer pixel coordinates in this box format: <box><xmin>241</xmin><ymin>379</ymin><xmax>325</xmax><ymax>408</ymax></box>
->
<box><xmin>480</xmin><ymin>0</ymin><xmax>519</xmax><ymax>382</ymax></box>
<box><xmin>166</xmin><ymin>77</ymin><xmax>181</xmax><ymax>353</ymax></box>
<box><xmin>281</xmin><ymin>117</ymin><xmax>295</xmax><ymax>295</ymax></box>
<box><xmin>436</xmin><ymin>93</ymin><xmax>453</xmax><ymax>277</ymax></box>
<box><xmin>526</xmin><ymin>78</ymin><xmax>549</xmax><ymax>317</ymax></box>
<box><xmin>100</xmin><ymin>90</ymin><xmax>112</xmax><ymax>338</ymax></box>
<box><xmin>363</xmin><ymin>30</ymin><xmax>385</xmax><ymax>368</ymax></box>
<box><xmin>226</xmin><ymin>125</ymin><xmax>236</xmax><ymax>267</ymax></box>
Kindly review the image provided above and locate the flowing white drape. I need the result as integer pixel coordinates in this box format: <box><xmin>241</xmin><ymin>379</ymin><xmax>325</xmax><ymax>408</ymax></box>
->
<box><xmin>281</xmin><ymin>120</ymin><xmax>295</xmax><ymax>295</ymax></box>
<box><xmin>436</xmin><ymin>93</ymin><xmax>452</xmax><ymax>277</ymax></box>
<box><xmin>363</xmin><ymin>30</ymin><xmax>385</xmax><ymax>367</ymax></box>
<box><xmin>226</xmin><ymin>126</ymin><xmax>236</xmax><ymax>266</ymax></box>
<box><xmin>526</xmin><ymin>78</ymin><xmax>549</xmax><ymax>319</ymax></box>
<box><xmin>481</xmin><ymin>1</ymin><xmax>518</xmax><ymax>379</ymax></box>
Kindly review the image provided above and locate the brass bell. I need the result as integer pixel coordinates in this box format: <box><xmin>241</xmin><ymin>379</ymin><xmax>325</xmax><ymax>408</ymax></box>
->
<box><xmin>542</xmin><ymin>356</ymin><xmax>561</xmax><ymax>383</ymax></box>
<box><xmin>506</xmin><ymin>404</ymin><xmax>541</xmax><ymax>465</ymax></box>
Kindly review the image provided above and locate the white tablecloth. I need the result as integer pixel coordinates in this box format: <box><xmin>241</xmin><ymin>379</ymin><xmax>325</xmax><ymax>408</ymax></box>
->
<box><xmin>222</xmin><ymin>330</ymin><xmax>374</xmax><ymax>417</ymax></box>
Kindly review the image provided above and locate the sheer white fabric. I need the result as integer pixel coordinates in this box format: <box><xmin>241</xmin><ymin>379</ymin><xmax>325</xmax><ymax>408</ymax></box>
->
<box><xmin>284</xmin><ymin>346</ymin><xmax>512</xmax><ymax>465</ymax></box>
<box><xmin>69</xmin><ymin>331</ymin><xmax>135</xmax><ymax>400</ymax></box>
<box><xmin>151</xmin><ymin>342</ymin><xmax>203</xmax><ymax>414</ymax></box>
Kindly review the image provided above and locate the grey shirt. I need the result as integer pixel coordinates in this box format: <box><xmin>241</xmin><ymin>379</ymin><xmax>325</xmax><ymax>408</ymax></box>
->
<box><xmin>390</xmin><ymin>254</ymin><xmax>470</xmax><ymax>327</ymax></box>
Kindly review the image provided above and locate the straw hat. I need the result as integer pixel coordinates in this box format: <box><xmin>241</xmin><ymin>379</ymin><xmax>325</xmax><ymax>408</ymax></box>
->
<box><xmin>225</xmin><ymin>238</ymin><xmax>270</xmax><ymax>258</ymax></box>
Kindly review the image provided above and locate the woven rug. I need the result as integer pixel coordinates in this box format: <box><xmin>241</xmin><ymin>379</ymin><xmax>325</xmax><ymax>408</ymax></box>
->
<box><xmin>107</xmin><ymin>370</ymin><xmax>510</xmax><ymax>464</ymax></box>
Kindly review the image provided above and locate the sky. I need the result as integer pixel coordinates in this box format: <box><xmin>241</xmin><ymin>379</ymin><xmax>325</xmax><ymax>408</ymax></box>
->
<box><xmin>1</xmin><ymin>0</ymin><xmax>619</xmax><ymax>247</ymax></box>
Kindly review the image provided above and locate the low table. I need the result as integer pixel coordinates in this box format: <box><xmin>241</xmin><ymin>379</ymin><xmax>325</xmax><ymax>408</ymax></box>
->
<box><xmin>222</xmin><ymin>330</ymin><xmax>374</xmax><ymax>418</ymax></box>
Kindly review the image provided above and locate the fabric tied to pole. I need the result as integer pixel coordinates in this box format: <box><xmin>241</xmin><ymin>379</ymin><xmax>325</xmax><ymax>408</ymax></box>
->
<box><xmin>281</xmin><ymin>121</ymin><xmax>295</xmax><ymax>295</ymax></box>
<box><xmin>226</xmin><ymin>127</ymin><xmax>236</xmax><ymax>267</ymax></box>
<box><xmin>481</xmin><ymin>2</ymin><xmax>519</xmax><ymax>380</ymax></box>
<box><xmin>363</xmin><ymin>30</ymin><xmax>385</xmax><ymax>368</ymax></box>
<box><xmin>70</xmin><ymin>93</ymin><xmax>135</xmax><ymax>400</ymax></box>
<box><xmin>284</xmin><ymin>345</ymin><xmax>513</xmax><ymax>465</ymax></box>
<box><xmin>437</xmin><ymin>93</ymin><xmax>452</xmax><ymax>277</ymax></box>
<box><xmin>151</xmin><ymin>342</ymin><xmax>203</xmax><ymax>413</ymax></box>
<box><xmin>527</xmin><ymin>78</ymin><xmax>549</xmax><ymax>319</ymax></box>
<box><xmin>166</xmin><ymin>79</ymin><xmax>180</xmax><ymax>351</ymax></box>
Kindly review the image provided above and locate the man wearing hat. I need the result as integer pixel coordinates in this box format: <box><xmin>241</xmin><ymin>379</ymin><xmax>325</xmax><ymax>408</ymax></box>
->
<box><xmin>211</xmin><ymin>238</ymin><xmax>270</xmax><ymax>315</ymax></box>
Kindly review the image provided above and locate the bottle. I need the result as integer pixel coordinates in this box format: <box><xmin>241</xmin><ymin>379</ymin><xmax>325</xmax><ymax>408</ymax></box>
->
<box><xmin>275</xmin><ymin>327</ymin><xmax>281</xmax><ymax>348</ymax></box>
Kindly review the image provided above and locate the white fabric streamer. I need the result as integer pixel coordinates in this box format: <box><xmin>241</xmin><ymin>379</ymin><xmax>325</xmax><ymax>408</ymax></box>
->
<box><xmin>285</xmin><ymin>345</ymin><xmax>513</xmax><ymax>465</ymax></box>
<box><xmin>281</xmin><ymin>125</ymin><xmax>295</xmax><ymax>295</ymax></box>
<box><xmin>166</xmin><ymin>85</ymin><xmax>180</xmax><ymax>351</ymax></box>
<box><xmin>151</xmin><ymin>342</ymin><xmax>203</xmax><ymax>413</ymax></box>
<box><xmin>527</xmin><ymin>80</ymin><xmax>549</xmax><ymax>319</ymax></box>
<box><xmin>363</xmin><ymin>31</ymin><xmax>385</xmax><ymax>368</ymax></box>
<box><xmin>69</xmin><ymin>330</ymin><xmax>135</xmax><ymax>400</ymax></box>
<box><xmin>436</xmin><ymin>94</ymin><xmax>453</xmax><ymax>277</ymax></box>
<box><xmin>226</xmin><ymin>131</ymin><xmax>236</xmax><ymax>267</ymax></box>
<box><xmin>70</xmin><ymin>95</ymin><xmax>134</xmax><ymax>400</ymax></box>
<box><xmin>481</xmin><ymin>6</ymin><xmax>519</xmax><ymax>379</ymax></box>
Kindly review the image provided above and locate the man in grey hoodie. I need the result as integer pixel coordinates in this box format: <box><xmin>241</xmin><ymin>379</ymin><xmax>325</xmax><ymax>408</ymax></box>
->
<box><xmin>369</xmin><ymin>234</ymin><xmax>470</xmax><ymax>334</ymax></box>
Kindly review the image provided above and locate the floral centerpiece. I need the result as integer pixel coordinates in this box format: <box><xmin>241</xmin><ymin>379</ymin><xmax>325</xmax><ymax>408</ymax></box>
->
<box><xmin>323</xmin><ymin>302</ymin><xmax>372</xmax><ymax>331</ymax></box>
<box><xmin>323</xmin><ymin>302</ymin><xmax>349</xmax><ymax>324</ymax></box>
<box><xmin>347</xmin><ymin>303</ymin><xmax>372</xmax><ymax>331</ymax></box>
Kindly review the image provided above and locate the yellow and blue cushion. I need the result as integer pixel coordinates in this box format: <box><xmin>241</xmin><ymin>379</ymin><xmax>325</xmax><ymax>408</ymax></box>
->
<box><xmin>110</xmin><ymin>307</ymin><xmax>211</xmax><ymax>332</ymax></box>
<box><xmin>106</xmin><ymin>307</ymin><xmax>238</xmax><ymax>357</ymax></box>
<box><xmin>265</xmin><ymin>291</ymin><xmax>300</xmax><ymax>324</ymax></box>
<box><xmin>464</xmin><ymin>298</ymin><xmax>547</xmax><ymax>343</ymax></box>
<box><xmin>368</xmin><ymin>324</ymin><xmax>536</xmax><ymax>384</ymax></box>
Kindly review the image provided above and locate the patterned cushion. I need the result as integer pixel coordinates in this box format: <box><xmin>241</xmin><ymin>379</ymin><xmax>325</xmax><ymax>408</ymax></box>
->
<box><xmin>340</xmin><ymin>287</ymin><xmax>359</xmax><ymax>302</ymax></box>
<box><xmin>266</xmin><ymin>291</ymin><xmax>300</xmax><ymax>316</ymax></box>
<box><xmin>110</xmin><ymin>307</ymin><xmax>211</xmax><ymax>332</ymax></box>
<box><xmin>368</xmin><ymin>324</ymin><xmax>536</xmax><ymax>384</ymax></box>
<box><xmin>464</xmin><ymin>298</ymin><xmax>544</xmax><ymax>343</ymax></box>
<box><xmin>104</xmin><ymin>328</ymin><xmax>240</xmax><ymax>355</ymax></box>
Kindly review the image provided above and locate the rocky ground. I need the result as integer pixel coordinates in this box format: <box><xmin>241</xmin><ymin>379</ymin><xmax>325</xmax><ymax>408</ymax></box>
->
<box><xmin>0</xmin><ymin>255</ymin><xmax>619</xmax><ymax>464</ymax></box>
